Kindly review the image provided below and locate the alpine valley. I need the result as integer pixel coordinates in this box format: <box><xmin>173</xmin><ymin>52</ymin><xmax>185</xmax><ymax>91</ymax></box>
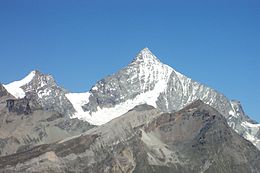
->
<box><xmin>0</xmin><ymin>48</ymin><xmax>259</xmax><ymax>172</ymax></box>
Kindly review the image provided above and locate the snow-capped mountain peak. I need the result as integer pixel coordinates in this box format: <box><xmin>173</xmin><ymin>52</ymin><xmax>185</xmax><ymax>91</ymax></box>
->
<box><xmin>131</xmin><ymin>48</ymin><xmax>173</xmax><ymax>91</ymax></box>
<box><xmin>3</xmin><ymin>70</ymin><xmax>36</xmax><ymax>98</ymax></box>
<box><xmin>3</xmin><ymin>70</ymin><xmax>75</xmax><ymax>117</ymax></box>
<box><xmin>132</xmin><ymin>47</ymin><xmax>160</xmax><ymax>64</ymax></box>
<box><xmin>66</xmin><ymin>48</ymin><xmax>259</xmax><ymax>149</ymax></box>
<box><xmin>65</xmin><ymin>48</ymin><xmax>174</xmax><ymax>125</ymax></box>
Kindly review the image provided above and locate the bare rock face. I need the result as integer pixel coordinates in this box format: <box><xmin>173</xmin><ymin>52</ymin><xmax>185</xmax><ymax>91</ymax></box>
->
<box><xmin>6</xmin><ymin>98</ymin><xmax>32</xmax><ymax>115</ymax></box>
<box><xmin>3</xmin><ymin>70</ymin><xmax>76</xmax><ymax>117</ymax></box>
<box><xmin>1</xmin><ymin>101</ymin><xmax>259</xmax><ymax>172</ymax></box>
<box><xmin>0</xmin><ymin>86</ymin><xmax>94</xmax><ymax>157</ymax></box>
<box><xmin>0</xmin><ymin>84</ymin><xmax>11</xmax><ymax>99</ymax></box>
<box><xmin>0</xmin><ymin>84</ymin><xmax>14</xmax><ymax>113</ymax></box>
<box><xmin>20</xmin><ymin>70</ymin><xmax>76</xmax><ymax>117</ymax></box>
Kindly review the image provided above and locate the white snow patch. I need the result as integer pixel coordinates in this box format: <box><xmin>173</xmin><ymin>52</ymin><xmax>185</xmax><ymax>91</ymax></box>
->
<box><xmin>229</xmin><ymin>110</ymin><xmax>238</xmax><ymax>118</ymax></box>
<box><xmin>40</xmin><ymin>80</ymin><xmax>46</xmax><ymax>87</ymax></box>
<box><xmin>241</xmin><ymin>121</ymin><xmax>260</xmax><ymax>137</ymax></box>
<box><xmin>242</xmin><ymin>121</ymin><xmax>260</xmax><ymax>128</ymax></box>
<box><xmin>38</xmin><ymin>89</ymin><xmax>52</xmax><ymax>99</ymax></box>
<box><xmin>91</xmin><ymin>86</ymin><xmax>98</xmax><ymax>90</ymax></box>
<box><xmin>175</xmin><ymin>71</ymin><xmax>190</xmax><ymax>95</ymax></box>
<box><xmin>65</xmin><ymin>92</ymin><xmax>90</xmax><ymax>115</ymax></box>
<box><xmin>69</xmin><ymin>73</ymin><xmax>171</xmax><ymax>125</ymax></box>
<box><xmin>241</xmin><ymin>121</ymin><xmax>260</xmax><ymax>148</ymax></box>
<box><xmin>229</xmin><ymin>101</ymin><xmax>241</xmax><ymax>118</ymax></box>
<box><xmin>3</xmin><ymin>71</ymin><xmax>36</xmax><ymax>98</ymax></box>
<box><xmin>243</xmin><ymin>132</ymin><xmax>260</xmax><ymax>144</ymax></box>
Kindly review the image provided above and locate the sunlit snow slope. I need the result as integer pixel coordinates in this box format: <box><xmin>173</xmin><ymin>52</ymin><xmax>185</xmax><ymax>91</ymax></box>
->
<box><xmin>3</xmin><ymin>71</ymin><xmax>36</xmax><ymax>98</ymax></box>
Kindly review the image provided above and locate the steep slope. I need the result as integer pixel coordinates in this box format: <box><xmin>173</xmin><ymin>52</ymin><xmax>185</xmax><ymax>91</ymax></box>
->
<box><xmin>0</xmin><ymin>83</ymin><xmax>14</xmax><ymax>106</ymax></box>
<box><xmin>4</xmin><ymin>70</ymin><xmax>75</xmax><ymax>116</ymax></box>
<box><xmin>3</xmin><ymin>71</ymin><xmax>36</xmax><ymax>99</ymax></box>
<box><xmin>66</xmin><ymin>48</ymin><xmax>260</xmax><ymax>149</ymax></box>
<box><xmin>0</xmin><ymin>84</ymin><xmax>15</xmax><ymax>115</ymax></box>
<box><xmin>0</xmin><ymin>85</ymin><xmax>94</xmax><ymax>156</ymax></box>
<box><xmin>0</xmin><ymin>84</ymin><xmax>13</xmax><ymax>99</ymax></box>
<box><xmin>1</xmin><ymin>101</ymin><xmax>259</xmax><ymax>172</ymax></box>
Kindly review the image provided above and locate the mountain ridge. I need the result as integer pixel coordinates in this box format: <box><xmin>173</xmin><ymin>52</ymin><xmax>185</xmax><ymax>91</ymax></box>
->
<box><xmin>2</xmin><ymin>48</ymin><xmax>260</xmax><ymax>150</ymax></box>
<box><xmin>1</xmin><ymin>100</ymin><xmax>259</xmax><ymax>172</ymax></box>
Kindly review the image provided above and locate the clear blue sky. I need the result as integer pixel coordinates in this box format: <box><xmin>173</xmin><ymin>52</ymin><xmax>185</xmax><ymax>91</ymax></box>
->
<box><xmin>0</xmin><ymin>0</ymin><xmax>259</xmax><ymax>122</ymax></box>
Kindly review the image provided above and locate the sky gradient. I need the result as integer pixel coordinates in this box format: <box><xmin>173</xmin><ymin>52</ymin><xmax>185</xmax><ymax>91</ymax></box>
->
<box><xmin>0</xmin><ymin>0</ymin><xmax>259</xmax><ymax>122</ymax></box>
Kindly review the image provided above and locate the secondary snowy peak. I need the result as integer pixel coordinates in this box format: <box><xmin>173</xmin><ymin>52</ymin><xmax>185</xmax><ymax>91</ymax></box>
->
<box><xmin>3</xmin><ymin>70</ymin><xmax>36</xmax><ymax>98</ymax></box>
<box><xmin>23</xmin><ymin>70</ymin><xmax>58</xmax><ymax>92</ymax></box>
<box><xmin>3</xmin><ymin>70</ymin><xmax>75</xmax><ymax>117</ymax></box>
<box><xmin>20</xmin><ymin>70</ymin><xmax>75</xmax><ymax>116</ymax></box>
<box><xmin>3</xmin><ymin>70</ymin><xmax>57</xmax><ymax>99</ymax></box>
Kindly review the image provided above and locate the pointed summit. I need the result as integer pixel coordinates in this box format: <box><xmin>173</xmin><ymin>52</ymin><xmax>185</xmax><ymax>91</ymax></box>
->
<box><xmin>139</xmin><ymin>47</ymin><xmax>152</xmax><ymax>54</ymax></box>
<box><xmin>29</xmin><ymin>70</ymin><xmax>55</xmax><ymax>84</ymax></box>
<box><xmin>132</xmin><ymin>47</ymin><xmax>160</xmax><ymax>64</ymax></box>
<box><xmin>33</xmin><ymin>69</ymin><xmax>43</xmax><ymax>76</ymax></box>
<box><xmin>3</xmin><ymin>70</ymin><xmax>37</xmax><ymax>98</ymax></box>
<box><xmin>2</xmin><ymin>70</ymin><xmax>56</xmax><ymax>99</ymax></box>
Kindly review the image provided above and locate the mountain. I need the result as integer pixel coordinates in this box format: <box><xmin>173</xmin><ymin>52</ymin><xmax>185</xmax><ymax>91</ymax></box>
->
<box><xmin>2</xmin><ymin>48</ymin><xmax>259</xmax><ymax>151</ymax></box>
<box><xmin>3</xmin><ymin>70</ymin><xmax>75</xmax><ymax>117</ymax></box>
<box><xmin>0</xmin><ymin>101</ymin><xmax>259</xmax><ymax>172</ymax></box>
<box><xmin>0</xmin><ymin>81</ymin><xmax>94</xmax><ymax>156</ymax></box>
<box><xmin>68</xmin><ymin>48</ymin><xmax>260</xmax><ymax>149</ymax></box>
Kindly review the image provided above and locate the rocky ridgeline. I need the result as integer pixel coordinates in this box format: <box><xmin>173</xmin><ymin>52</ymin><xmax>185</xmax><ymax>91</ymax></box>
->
<box><xmin>0</xmin><ymin>101</ymin><xmax>259</xmax><ymax>172</ymax></box>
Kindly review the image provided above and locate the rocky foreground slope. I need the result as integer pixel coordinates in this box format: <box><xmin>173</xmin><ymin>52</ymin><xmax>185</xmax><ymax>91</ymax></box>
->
<box><xmin>0</xmin><ymin>101</ymin><xmax>259</xmax><ymax>173</ymax></box>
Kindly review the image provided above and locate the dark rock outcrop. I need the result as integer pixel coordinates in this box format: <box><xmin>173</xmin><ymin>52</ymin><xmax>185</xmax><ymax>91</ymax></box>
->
<box><xmin>0</xmin><ymin>84</ymin><xmax>10</xmax><ymax>98</ymax></box>
<box><xmin>6</xmin><ymin>98</ymin><xmax>31</xmax><ymax>115</ymax></box>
